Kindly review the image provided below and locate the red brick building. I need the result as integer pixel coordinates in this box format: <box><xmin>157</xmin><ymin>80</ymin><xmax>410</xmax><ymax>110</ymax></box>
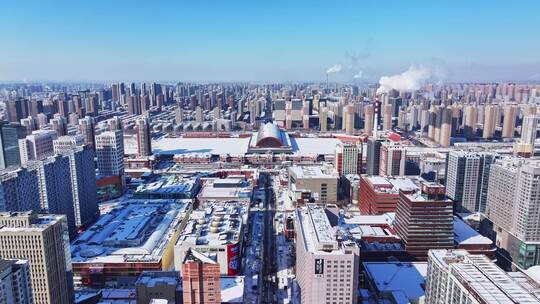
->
<box><xmin>359</xmin><ymin>176</ymin><xmax>418</xmax><ymax>215</ymax></box>
<box><xmin>181</xmin><ymin>249</ymin><xmax>222</xmax><ymax>304</ymax></box>
<box><xmin>393</xmin><ymin>182</ymin><xmax>454</xmax><ymax>260</ymax></box>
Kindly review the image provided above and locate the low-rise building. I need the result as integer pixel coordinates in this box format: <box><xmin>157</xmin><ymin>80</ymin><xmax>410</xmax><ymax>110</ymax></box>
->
<box><xmin>135</xmin><ymin>271</ymin><xmax>182</xmax><ymax>304</ymax></box>
<box><xmin>71</xmin><ymin>199</ymin><xmax>192</xmax><ymax>287</ymax></box>
<box><xmin>174</xmin><ymin>202</ymin><xmax>248</xmax><ymax>276</ymax></box>
<box><xmin>288</xmin><ymin>164</ymin><xmax>339</xmax><ymax>204</ymax></box>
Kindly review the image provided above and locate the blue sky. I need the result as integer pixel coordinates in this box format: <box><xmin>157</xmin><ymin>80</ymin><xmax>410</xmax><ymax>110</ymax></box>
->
<box><xmin>0</xmin><ymin>0</ymin><xmax>539</xmax><ymax>82</ymax></box>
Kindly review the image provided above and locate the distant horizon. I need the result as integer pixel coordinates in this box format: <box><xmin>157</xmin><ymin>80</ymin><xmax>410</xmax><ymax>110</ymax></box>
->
<box><xmin>1</xmin><ymin>79</ymin><xmax>540</xmax><ymax>85</ymax></box>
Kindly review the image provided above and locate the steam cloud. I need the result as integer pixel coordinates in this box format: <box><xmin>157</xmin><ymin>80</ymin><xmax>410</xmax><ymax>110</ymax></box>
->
<box><xmin>326</xmin><ymin>64</ymin><xmax>342</xmax><ymax>74</ymax></box>
<box><xmin>376</xmin><ymin>65</ymin><xmax>444</xmax><ymax>94</ymax></box>
<box><xmin>353</xmin><ymin>71</ymin><xmax>365</xmax><ymax>79</ymax></box>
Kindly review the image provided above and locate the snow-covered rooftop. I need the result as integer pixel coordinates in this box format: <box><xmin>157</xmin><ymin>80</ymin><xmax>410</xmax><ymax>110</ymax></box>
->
<box><xmin>176</xmin><ymin>201</ymin><xmax>247</xmax><ymax>248</ymax></box>
<box><xmin>363</xmin><ymin>262</ymin><xmax>427</xmax><ymax>303</ymax></box>
<box><xmin>71</xmin><ymin>199</ymin><xmax>191</xmax><ymax>264</ymax></box>
<box><xmin>453</xmin><ymin>216</ymin><xmax>493</xmax><ymax>246</ymax></box>
<box><xmin>220</xmin><ymin>276</ymin><xmax>245</xmax><ymax>303</ymax></box>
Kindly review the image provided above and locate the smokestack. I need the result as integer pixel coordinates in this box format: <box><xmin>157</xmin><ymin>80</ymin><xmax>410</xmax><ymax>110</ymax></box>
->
<box><xmin>326</xmin><ymin>73</ymin><xmax>329</xmax><ymax>92</ymax></box>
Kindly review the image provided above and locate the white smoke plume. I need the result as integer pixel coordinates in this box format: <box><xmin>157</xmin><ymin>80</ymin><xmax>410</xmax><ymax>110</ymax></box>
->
<box><xmin>353</xmin><ymin>71</ymin><xmax>365</xmax><ymax>79</ymax></box>
<box><xmin>326</xmin><ymin>64</ymin><xmax>342</xmax><ymax>74</ymax></box>
<box><xmin>376</xmin><ymin>65</ymin><xmax>445</xmax><ymax>94</ymax></box>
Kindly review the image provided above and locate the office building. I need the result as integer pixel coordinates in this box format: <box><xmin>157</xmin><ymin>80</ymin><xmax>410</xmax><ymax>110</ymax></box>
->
<box><xmin>295</xmin><ymin>204</ymin><xmax>359</xmax><ymax>304</ymax></box>
<box><xmin>358</xmin><ymin>175</ymin><xmax>420</xmax><ymax>215</ymax></box>
<box><xmin>366</xmin><ymin>138</ymin><xmax>382</xmax><ymax>175</ymax></box>
<box><xmin>394</xmin><ymin>182</ymin><xmax>454</xmax><ymax>259</ymax></box>
<box><xmin>0</xmin><ymin>122</ymin><xmax>27</xmax><ymax>169</ymax></box>
<box><xmin>379</xmin><ymin>142</ymin><xmax>406</xmax><ymax>176</ymax></box>
<box><xmin>182</xmin><ymin>249</ymin><xmax>222</xmax><ymax>304</ymax></box>
<box><xmin>0</xmin><ymin>259</ymin><xmax>33</xmax><ymax>304</ymax></box>
<box><xmin>445</xmin><ymin>151</ymin><xmax>495</xmax><ymax>212</ymax></box>
<box><xmin>288</xmin><ymin>164</ymin><xmax>339</xmax><ymax>204</ymax></box>
<box><xmin>95</xmin><ymin>130</ymin><xmax>124</xmax><ymax>177</ymax></box>
<box><xmin>0</xmin><ymin>212</ymin><xmax>73</xmax><ymax>304</ymax></box>
<box><xmin>426</xmin><ymin>249</ymin><xmax>540</xmax><ymax>303</ymax></box>
<box><xmin>334</xmin><ymin>142</ymin><xmax>362</xmax><ymax>176</ymax></box>
<box><xmin>136</xmin><ymin>117</ymin><xmax>152</xmax><ymax>156</ymax></box>
<box><xmin>18</xmin><ymin>130</ymin><xmax>57</xmax><ymax>165</ymax></box>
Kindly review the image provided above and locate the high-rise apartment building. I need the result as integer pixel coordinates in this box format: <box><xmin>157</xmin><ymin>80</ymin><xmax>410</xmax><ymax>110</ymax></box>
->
<box><xmin>514</xmin><ymin>115</ymin><xmax>538</xmax><ymax>157</ymax></box>
<box><xmin>0</xmin><ymin>259</ymin><xmax>33</xmax><ymax>304</ymax></box>
<box><xmin>78</xmin><ymin>116</ymin><xmax>95</xmax><ymax>149</ymax></box>
<box><xmin>445</xmin><ymin>151</ymin><xmax>495</xmax><ymax>212</ymax></box>
<box><xmin>53</xmin><ymin>135</ymin><xmax>84</xmax><ymax>153</ymax></box>
<box><xmin>334</xmin><ymin>142</ymin><xmax>362</xmax><ymax>175</ymax></box>
<box><xmin>0</xmin><ymin>212</ymin><xmax>73</xmax><ymax>304</ymax></box>
<box><xmin>482</xmin><ymin>104</ymin><xmax>497</xmax><ymax>138</ymax></box>
<box><xmin>64</xmin><ymin>146</ymin><xmax>98</xmax><ymax>230</ymax></box>
<box><xmin>382</xmin><ymin>104</ymin><xmax>393</xmax><ymax>131</ymax></box>
<box><xmin>486</xmin><ymin>159</ymin><xmax>540</xmax><ymax>268</ymax></box>
<box><xmin>27</xmin><ymin>156</ymin><xmax>76</xmax><ymax>235</ymax></box>
<box><xmin>463</xmin><ymin>105</ymin><xmax>477</xmax><ymax>139</ymax></box>
<box><xmin>49</xmin><ymin>117</ymin><xmax>67</xmax><ymax>137</ymax></box>
<box><xmin>394</xmin><ymin>183</ymin><xmax>453</xmax><ymax>259</ymax></box>
<box><xmin>18</xmin><ymin>130</ymin><xmax>57</xmax><ymax>165</ymax></box>
<box><xmin>6</xmin><ymin>98</ymin><xmax>28</xmax><ymax>123</ymax></box>
<box><xmin>344</xmin><ymin>104</ymin><xmax>355</xmax><ymax>134</ymax></box>
<box><xmin>502</xmin><ymin>104</ymin><xmax>517</xmax><ymax>138</ymax></box>
<box><xmin>136</xmin><ymin>117</ymin><xmax>152</xmax><ymax>156</ymax></box>
<box><xmin>319</xmin><ymin>106</ymin><xmax>328</xmax><ymax>132</ymax></box>
<box><xmin>181</xmin><ymin>249</ymin><xmax>221</xmax><ymax>304</ymax></box>
<box><xmin>96</xmin><ymin>130</ymin><xmax>124</xmax><ymax>177</ymax></box>
<box><xmin>0</xmin><ymin>167</ymin><xmax>40</xmax><ymax>212</ymax></box>
<box><xmin>364</xmin><ymin>104</ymin><xmax>374</xmax><ymax>136</ymax></box>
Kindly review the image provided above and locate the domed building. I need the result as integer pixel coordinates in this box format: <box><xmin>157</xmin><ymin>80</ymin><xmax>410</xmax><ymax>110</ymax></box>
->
<box><xmin>248</xmin><ymin>122</ymin><xmax>293</xmax><ymax>153</ymax></box>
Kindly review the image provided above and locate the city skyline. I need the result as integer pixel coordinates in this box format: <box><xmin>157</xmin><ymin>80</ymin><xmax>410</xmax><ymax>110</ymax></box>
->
<box><xmin>1</xmin><ymin>0</ymin><xmax>540</xmax><ymax>83</ymax></box>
